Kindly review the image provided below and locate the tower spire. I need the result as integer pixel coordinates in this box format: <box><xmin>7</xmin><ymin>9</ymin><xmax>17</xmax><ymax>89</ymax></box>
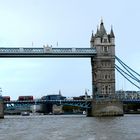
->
<box><xmin>92</xmin><ymin>30</ymin><xmax>94</xmax><ymax>37</ymax></box>
<box><xmin>95</xmin><ymin>26</ymin><xmax>100</xmax><ymax>37</ymax></box>
<box><xmin>90</xmin><ymin>30</ymin><xmax>94</xmax><ymax>42</ymax></box>
<box><xmin>110</xmin><ymin>25</ymin><xmax>115</xmax><ymax>38</ymax></box>
<box><xmin>101</xmin><ymin>17</ymin><xmax>103</xmax><ymax>24</ymax></box>
<box><xmin>99</xmin><ymin>18</ymin><xmax>107</xmax><ymax>36</ymax></box>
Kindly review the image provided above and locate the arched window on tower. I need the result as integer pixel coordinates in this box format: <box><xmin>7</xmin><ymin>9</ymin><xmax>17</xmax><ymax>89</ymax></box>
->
<box><xmin>102</xmin><ymin>85</ymin><xmax>105</xmax><ymax>94</ymax></box>
<box><xmin>104</xmin><ymin>46</ymin><xmax>108</xmax><ymax>52</ymax></box>
<box><xmin>105</xmin><ymin>85</ymin><xmax>108</xmax><ymax>94</ymax></box>
<box><xmin>108</xmin><ymin>85</ymin><xmax>111</xmax><ymax>94</ymax></box>
<box><xmin>102</xmin><ymin>46</ymin><xmax>109</xmax><ymax>53</ymax></box>
<box><xmin>105</xmin><ymin>74</ymin><xmax>107</xmax><ymax>79</ymax></box>
<box><xmin>103</xmin><ymin>38</ymin><xmax>107</xmax><ymax>43</ymax></box>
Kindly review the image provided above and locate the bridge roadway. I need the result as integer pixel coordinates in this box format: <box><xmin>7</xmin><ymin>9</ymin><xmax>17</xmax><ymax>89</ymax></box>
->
<box><xmin>4</xmin><ymin>98</ymin><xmax>140</xmax><ymax>109</ymax></box>
<box><xmin>4</xmin><ymin>99</ymin><xmax>91</xmax><ymax>108</ymax></box>
<box><xmin>0</xmin><ymin>47</ymin><xmax>96</xmax><ymax>57</ymax></box>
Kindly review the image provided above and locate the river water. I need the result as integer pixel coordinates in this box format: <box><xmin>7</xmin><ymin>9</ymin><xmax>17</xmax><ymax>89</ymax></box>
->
<box><xmin>0</xmin><ymin>114</ymin><xmax>140</xmax><ymax>140</ymax></box>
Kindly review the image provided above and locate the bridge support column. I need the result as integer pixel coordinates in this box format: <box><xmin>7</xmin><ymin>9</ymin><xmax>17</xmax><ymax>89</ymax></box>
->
<box><xmin>0</xmin><ymin>97</ymin><xmax>4</xmax><ymax>118</ymax></box>
<box><xmin>90</xmin><ymin>99</ymin><xmax>123</xmax><ymax>117</ymax></box>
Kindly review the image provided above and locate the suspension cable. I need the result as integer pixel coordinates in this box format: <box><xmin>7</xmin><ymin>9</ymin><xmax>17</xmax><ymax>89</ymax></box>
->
<box><xmin>115</xmin><ymin>64</ymin><xmax>140</xmax><ymax>83</ymax></box>
<box><xmin>115</xmin><ymin>56</ymin><xmax>140</xmax><ymax>77</ymax></box>
<box><xmin>115</xmin><ymin>65</ymin><xmax>140</xmax><ymax>89</ymax></box>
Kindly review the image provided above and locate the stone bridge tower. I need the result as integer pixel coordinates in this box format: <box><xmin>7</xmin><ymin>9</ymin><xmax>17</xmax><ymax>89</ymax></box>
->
<box><xmin>89</xmin><ymin>20</ymin><xmax>123</xmax><ymax>116</ymax></box>
<box><xmin>90</xmin><ymin>19</ymin><xmax>115</xmax><ymax>98</ymax></box>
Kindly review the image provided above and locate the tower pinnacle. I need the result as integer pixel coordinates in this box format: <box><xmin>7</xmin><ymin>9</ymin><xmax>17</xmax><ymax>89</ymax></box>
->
<box><xmin>101</xmin><ymin>17</ymin><xmax>103</xmax><ymax>24</ymax></box>
<box><xmin>110</xmin><ymin>26</ymin><xmax>115</xmax><ymax>38</ymax></box>
<box><xmin>90</xmin><ymin>30</ymin><xmax>94</xmax><ymax>43</ymax></box>
<box><xmin>99</xmin><ymin>19</ymin><xmax>107</xmax><ymax>36</ymax></box>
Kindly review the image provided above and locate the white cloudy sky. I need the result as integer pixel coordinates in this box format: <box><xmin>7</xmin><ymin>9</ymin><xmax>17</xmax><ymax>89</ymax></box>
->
<box><xmin>0</xmin><ymin>0</ymin><xmax>140</xmax><ymax>100</ymax></box>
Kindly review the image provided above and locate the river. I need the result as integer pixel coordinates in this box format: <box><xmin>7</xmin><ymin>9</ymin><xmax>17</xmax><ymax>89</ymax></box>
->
<box><xmin>0</xmin><ymin>114</ymin><xmax>140</xmax><ymax>140</ymax></box>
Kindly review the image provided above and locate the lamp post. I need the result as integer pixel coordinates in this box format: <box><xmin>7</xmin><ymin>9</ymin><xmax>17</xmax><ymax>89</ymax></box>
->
<box><xmin>85</xmin><ymin>89</ymin><xmax>90</xmax><ymax>115</ymax></box>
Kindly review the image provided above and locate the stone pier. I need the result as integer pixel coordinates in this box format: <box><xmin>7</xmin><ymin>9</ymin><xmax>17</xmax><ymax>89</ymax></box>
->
<box><xmin>0</xmin><ymin>97</ymin><xmax>4</xmax><ymax>118</ymax></box>
<box><xmin>91</xmin><ymin>99</ymin><xmax>123</xmax><ymax>117</ymax></box>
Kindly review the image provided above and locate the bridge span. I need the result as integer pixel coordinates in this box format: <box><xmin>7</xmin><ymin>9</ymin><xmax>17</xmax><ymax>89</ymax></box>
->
<box><xmin>0</xmin><ymin>47</ymin><xmax>96</xmax><ymax>57</ymax></box>
<box><xmin>4</xmin><ymin>98</ymin><xmax>140</xmax><ymax>109</ymax></box>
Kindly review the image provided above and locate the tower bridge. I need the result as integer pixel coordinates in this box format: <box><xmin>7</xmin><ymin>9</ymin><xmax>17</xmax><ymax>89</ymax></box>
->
<box><xmin>0</xmin><ymin>20</ymin><xmax>127</xmax><ymax>118</ymax></box>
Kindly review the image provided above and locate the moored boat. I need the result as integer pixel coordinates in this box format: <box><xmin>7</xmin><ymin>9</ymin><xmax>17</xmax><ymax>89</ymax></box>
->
<box><xmin>21</xmin><ymin>112</ymin><xmax>30</xmax><ymax>116</ymax></box>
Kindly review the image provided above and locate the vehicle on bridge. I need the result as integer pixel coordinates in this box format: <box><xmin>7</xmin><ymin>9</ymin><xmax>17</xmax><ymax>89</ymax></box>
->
<box><xmin>2</xmin><ymin>96</ymin><xmax>10</xmax><ymax>101</ymax></box>
<box><xmin>18</xmin><ymin>96</ymin><xmax>34</xmax><ymax>101</ymax></box>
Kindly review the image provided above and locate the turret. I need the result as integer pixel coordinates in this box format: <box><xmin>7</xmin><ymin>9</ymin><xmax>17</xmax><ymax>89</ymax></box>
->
<box><xmin>109</xmin><ymin>26</ymin><xmax>115</xmax><ymax>44</ymax></box>
<box><xmin>90</xmin><ymin>31</ymin><xmax>94</xmax><ymax>47</ymax></box>
<box><xmin>90</xmin><ymin>20</ymin><xmax>115</xmax><ymax>46</ymax></box>
<box><xmin>94</xmin><ymin>27</ymin><xmax>101</xmax><ymax>45</ymax></box>
<box><xmin>99</xmin><ymin>19</ymin><xmax>107</xmax><ymax>37</ymax></box>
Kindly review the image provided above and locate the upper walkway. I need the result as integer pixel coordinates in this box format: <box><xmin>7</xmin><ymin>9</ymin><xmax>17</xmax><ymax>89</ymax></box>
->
<box><xmin>0</xmin><ymin>47</ymin><xmax>96</xmax><ymax>57</ymax></box>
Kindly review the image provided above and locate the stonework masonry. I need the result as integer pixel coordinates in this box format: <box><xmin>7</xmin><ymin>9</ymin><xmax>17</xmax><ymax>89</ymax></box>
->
<box><xmin>0</xmin><ymin>97</ymin><xmax>4</xmax><ymax>118</ymax></box>
<box><xmin>90</xmin><ymin>20</ymin><xmax>115</xmax><ymax>97</ymax></box>
<box><xmin>90</xmin><ymin>20</ymin><xmax>123</xmax><ymax>116</ymax></box>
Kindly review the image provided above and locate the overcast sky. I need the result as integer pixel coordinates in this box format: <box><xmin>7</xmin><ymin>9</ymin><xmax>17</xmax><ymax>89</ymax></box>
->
<box><xmin>0</xmin><ymin>0</ymin><xmax>140</xmax><ymax>100</ymax></box>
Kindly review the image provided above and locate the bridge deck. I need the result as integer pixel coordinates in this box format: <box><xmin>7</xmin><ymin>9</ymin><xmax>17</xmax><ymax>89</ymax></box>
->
<box><xmin>0</xmin><ymin>47</ymin><xmax>96</xmax><ymax>57</ymax></box>
<box><xmin>4</xmin><ymin>98</ymin><xmax>140</xmax><ymax>105</ymax></box>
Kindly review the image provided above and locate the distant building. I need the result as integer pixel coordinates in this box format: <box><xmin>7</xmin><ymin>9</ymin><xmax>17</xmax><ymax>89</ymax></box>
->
<box><xmin>116</xmin><ymin>90</ymin><xmax>140</xmax><ymax>99</ymax></box>
<box><xmin>73</xmin><ymin>95</ymin><xmax>91</xmax><ymax>100</ymax></box>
